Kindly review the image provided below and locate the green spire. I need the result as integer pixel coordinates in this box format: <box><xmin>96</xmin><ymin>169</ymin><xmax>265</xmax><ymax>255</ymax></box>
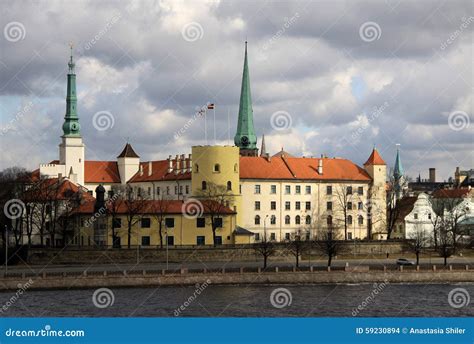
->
<box><xmin>393</xmin><ymin>146</ymin><xmax>404</xmax><ymax>179</ymax></box>
<box><xmin>234</xmin><ymin>41</ymin><xmax>257</xmax><ymax>155</ymax></box>
<box><xmin>62</xmin><ymin>44</ymin><xmax>81</xmax><ymax>137</ymax></box>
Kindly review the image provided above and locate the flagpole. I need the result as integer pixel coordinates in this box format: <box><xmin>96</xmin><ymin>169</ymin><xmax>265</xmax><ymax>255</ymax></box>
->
<box><xmin>227</xmin><ymin>107</ymin><xmax>230</xmax><ymax>145</ymax></box>
<box><xmin>213</xmin><ymin>106</ymin><xmax>216</xmax><ymax>145</ymax></box>
<box><xmin>204</xmin><ymin>108</ymin><xmax>208</xmax><ymax>145</ymax></box>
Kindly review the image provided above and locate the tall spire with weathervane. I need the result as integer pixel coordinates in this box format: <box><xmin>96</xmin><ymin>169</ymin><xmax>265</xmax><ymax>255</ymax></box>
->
<box><xmin>234</xmin><ymin>41</ymin><xmax>258</xmax><ymax>156</ymax></box>
<box><xmin>62</xmin><ymin>43</ymin><xmax>81</xmax><ymax>137</ymax></box>
<box><xmin>393</xmin><ymin>144</ymin><xmax>405</xmax><ymax>200</ymax></box>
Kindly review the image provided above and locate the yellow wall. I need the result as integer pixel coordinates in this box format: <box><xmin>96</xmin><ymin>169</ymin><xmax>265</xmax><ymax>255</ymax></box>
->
<box><xmin>191</xmin><ymin>145</ymin><xmax>242</xmax><ymax>224</ymax></box>
<box><xmin>76</xmin><ymin>213</ymin><xmax>236</xmax><ymax>247</ymax></box>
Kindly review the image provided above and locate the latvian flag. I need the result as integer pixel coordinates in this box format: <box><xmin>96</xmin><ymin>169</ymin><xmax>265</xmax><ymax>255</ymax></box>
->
<box><xmin>207</xmin><ymin>103</ymin><xmax>215</xmax><ymax>110</ymax></box>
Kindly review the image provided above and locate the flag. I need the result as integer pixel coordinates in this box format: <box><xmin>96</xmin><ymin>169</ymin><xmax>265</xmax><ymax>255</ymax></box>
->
<box><xmin>207</xmin><ymin>103</ymin><xmax>215</xmax><ymax>110</ymax></box>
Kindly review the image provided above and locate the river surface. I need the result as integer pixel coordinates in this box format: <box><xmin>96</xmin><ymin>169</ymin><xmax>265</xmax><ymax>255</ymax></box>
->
<box><xmin>1</xmin><ymin>283</ymin><xmax>472</xmax><ymax>317</ymax></box>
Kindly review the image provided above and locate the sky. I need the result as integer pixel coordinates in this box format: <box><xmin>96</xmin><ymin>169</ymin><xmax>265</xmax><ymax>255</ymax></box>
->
<box><xmin>0</xmin><ymin>0</ymin><xmax>472</xmax><ymax>181</ymax></box>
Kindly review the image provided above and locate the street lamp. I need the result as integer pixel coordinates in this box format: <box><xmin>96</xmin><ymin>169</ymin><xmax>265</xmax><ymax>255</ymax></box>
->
<box><xmin>263</xmin><ymin>215</ymin><xmax>269</xmax><ymax>242</ymax></box>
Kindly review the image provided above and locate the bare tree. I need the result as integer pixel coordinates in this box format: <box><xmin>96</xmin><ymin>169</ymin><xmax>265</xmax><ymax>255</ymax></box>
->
<box><xmin>333</xmin><ymin>185</ymin><xmax>352</xmax><ymax>240</ymax></box>
<box><xmin>315</xmin><ymin>224</ymin><xmax>344</xmax><ymax>267</ymax></box>
<box><xmin>151</xmin><ymin>195</ymin><xmax>170</xmax><ymax>249</ymax></box>
<box><xmin>437</xmin><ymin>219</ymin><xmax>454</xmax><ymax>266</ymax></box>
<box><xmin>407</xmin><ymin>224</ymin><xmax>429</xmax><ymax>266</ymax></box>
<box><xmin>195</xmin><ymin>182</ymin><xmax>234</xmax><ymax>247</ymax></box>
<box><xmin>253</xmin><ymin>231</ymin><xmax>276</xmax><ymax>269</ymax></box>
<box><xmin>288</xmin><ymin>230</ymin><xmax>309</xmax><ymax>268</ymax></box>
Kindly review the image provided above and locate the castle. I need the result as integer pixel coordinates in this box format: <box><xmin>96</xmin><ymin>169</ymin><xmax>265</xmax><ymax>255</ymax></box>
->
<box><xmin>36</xmin><ymin>43</ymin><xmax>388</xmax><ymax>246</ymax></box>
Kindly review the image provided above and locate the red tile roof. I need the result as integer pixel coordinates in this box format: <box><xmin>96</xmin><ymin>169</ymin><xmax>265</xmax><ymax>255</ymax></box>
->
<box><xmin>128</xmin><ymin>160</ymin><xmax>192</xmax><ymax>183</ymax></box>
<box><xmin>73</xmin><ymin>199</ymin><xmax>235</xmax><ymax>215</ymax></box>
<box><xmin>23</xmin><ymin>178</ymin><xmax>94</xmax><ymax>202</ymax></box>
<box><xmin>84</xmin><ymin>161</ymin><xmax>121</xmax><ymax>183</ymax></box>
<box><xmin>432</xmin><ymin>188</ymin><xmax>471</xmax><ymax>199</ymax></box>
<box><xmin>239</xmin><ymin>156</ymin><xmax>371</xmax><ymax>181</ymax></box>
<box><xmin>364</xmin><ymin>148</ymin><xmax>386</xmax><ymax>166</ymax></box>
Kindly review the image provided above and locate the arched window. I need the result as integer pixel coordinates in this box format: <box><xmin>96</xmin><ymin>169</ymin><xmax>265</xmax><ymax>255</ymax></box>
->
<box><xmin>194</xmin><ymin>164</ymin><xmax>199</xmax><ymax>173</ymax></box>
<box><xmin>285</xmin><ymin>215</ymin><xmax>291</xmax><ymax>225</ymax></box>
<box><xmin>347</xmin><ymin>215</ymin><xmax>353</xmax><ymax>225</ymax></box>
<box><xmin>295</xmin><ymin>215</ymin><xmax>301</xmax><ymax>225</ymax></box>
<box><xmin>305</xmin><ymin>215</ymin><xmax>311</xmax><ymax>225</ymax></box>
<box><xmin>227</xmin><ymin>181</ymin><xmax>232</xmax><ymax>191</ymax></box>
<box><xmin>358</xmin><ymin>216</ymin><xmax>364</xmax><ymax>225</ymax></box>
<box><xmin>214</xmin><ymin>164</ymin><xmax>220</xmax><ymax>172</ymax></box>
<box><xmin>270</xmin><ymin>215</ymin><xmax>276</xmax><ymax>225</ymax></box>
<box><xmin>327</xmin><ymin>215</ymin><xmax>333</xmax><ymax>225</ymax></box>
<box><xmin>202</xmin><ymin>181</ymin><xmax>207</xmax><ymax>190</ymax></box>
<box><xmin>255</xmin><ymin>215</ymin><xmax>260</xmax><ymax>225</ymax></box>
<box><xmin>234</xmin><ymin>163</ymin><xmax>238</xmax><ymax>172</ymax></box>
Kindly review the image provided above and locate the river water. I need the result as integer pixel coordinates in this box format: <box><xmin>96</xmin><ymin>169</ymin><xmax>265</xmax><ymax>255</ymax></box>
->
<box><xmin>1</xmin><ymin>283</ymin><xmax>472</xmax><ymax>317</ymax></box>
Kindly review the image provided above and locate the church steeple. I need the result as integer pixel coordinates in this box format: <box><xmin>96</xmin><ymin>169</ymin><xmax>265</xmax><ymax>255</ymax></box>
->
<box><xmin>234</xmin><ymin>41</ymin><xmax>258</xmax><ymax>156</ymax></box>
<box><xmin>393</xmin><ymin>145</ymin><xmax>404</xmax><ymax>179</ymax></box>
<box><xmin>260</xmin><ymin>134</ymin><xmax>267</xmax><ymax>157</ymax></box>
<box><xmin>62</xmin><ymin>44</ymin><xmax>81</xmax><ymax>137</ymax></box>
<box><xmin>393</xmin><ymin>144</ymin><xmax>405</xmax><ymax>200</ymax></box>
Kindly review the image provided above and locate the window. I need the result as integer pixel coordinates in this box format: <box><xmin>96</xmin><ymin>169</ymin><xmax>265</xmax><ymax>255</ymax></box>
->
<box><xmin>414</xmin><ymin>213</ymin><xmax>418</xmax><ymax>219</ymax></box>
<box><xmin>295</xmin><ymin>201</ymin><xmax>301</xmax><ymax>210</ymax></box>
<box><xmin>285</xmin><ymin>215</ymin><xmax>291</xmax><ymax>225</ymax></box>
<box><xmin>214</xmin><ymin>164</ymin><xmax>220</xmax><ymax>172</ymax></box>
<box><xmin>295</xmin><ymin>215</ymin><xmax>301</xmax><ymax>225</ymax></box>
<box><xmin>358</xmin><ymin>216</ymin><xmax>364</xmax><ymax>225</ymax></box>
<box><xmin>327</xmin><ymin>201</ymin><xmax>332</xmax><ymax>211</ymax></box>
<box><xmin>227</xmin><ymin>181</ymin><xmax>232</xmax><ymax>191</ymax></box>
<box><xmin>358</xmin><ymin>202</ymin><xmax>363</xmax><ymax>210</ymax></box>
<box><xmin>347</xmin><ymin>186</ymin><xmax>353</xmax><ymax>195</ymax></box>
<box><xmin>255</xmin><ymin>201</ymin><xmax>261</xmax><ymax>210</ymax></box>
<box><xmin>194</xmin><ymin>164</ymin><xmax>199</xmax><ymax>173</ymax></box>
<box><xmin>141</xmin><ymin>236</ymin><xmax>150</xmax><ymax>246</ymax></box>
<box><xmin>348</xmin><ymin>215</ymin><xmax>352</xmax><ymax>225</ymax></box>
<box><xmin>255</xmin><ymin>185</ymin><xmax>261</xmax><ymax>194</ymax></box>
<box><xmin>305</xmin><ymin>202</ymin><xmax>311</xmax><ymax>210</ymax></box>
<box><xmin>202</xmin><ymin>181</ymin><xmax>207</xmax><ymax>190</ymax></box>
<box><xmin>196</xmin><ymin>218</ymin><xmax>206</xmax><ymax>228</ymax></box>
<box><xmin>179</xmin><ymin>185</ymin><xmax>183</xmax><ymax>195</ymax></box>
<box><xmin>185</xmin><ymin>185</ymin><xmax>189</xmax><ymax>194</ymax></box>
<box><xmin>285</xmin><ymin>233</ymin><xmax>290</xmax><ymax>240</ymax></box>
<box><xmin>305</xmin><ymin>215</ymin><xmax>311</xmax><ymax>225</ymax></box>
<box><xmin>255</xmin><ymin>233</ymin><xmax>260</xmax><ymax>241</ymax></box>
<box><xmin>215</xmin><ymin>236</ymin><xmax>222</xmax><ymax>245</ymax></box>
<box><xmin>347</xmin><ymin>202</ymin><xmax>352</xmax><ymax>210</ymax></box>
<box><xmin>174</xmin><ymin>186</ymin><xmax>178</xmax><ymax>194</ymax></box>
<box><xmin>270</xmin><ymin>233</ymin><xmax>276</xmax><ymax>241</ymax></box>
<box><xmin>270</xmin><ymin>215</ymin><xmax>276</xmax><ymax>225</ymax></box>
<box><xmin>157</xmin><ymin>187</ymin><xmax>161</xmax><ymax>195</ymax></box>
<box><xmin>305</xmin><ymin>185</ymin><xmax>311</xmax><ymax>194</ymax></box>
<box><xmin>234</xmin><ymin>163</ymin><xmax>238</xmax><ymax>172</ymax></box>
<box><xmin>148</xmin><ymin>187</ymin><xmax>151</xmax><ymax>196</ymax></box>
<box><xmin>196</xmin><ymin>236</ymin><xmax>205</xmax><ymax>245</ymax></box>
<box><xmin>358</xmin><ymin>186</ymin><xmax>364</xmax><ymax>195</ymax></box>
<box><xmin>348</xmin><ymin>232</ymin><xmax>353</xmax><ymax>240</ymax></box>
<box><xmin>167</xmin><ymin>236</ymin><xmax>174</xmax><ymax>246</ymax></box>
<box><xmin>112</xmin><ymin>218</ymin><xmax>122</xmax><ymax>229</ymax></box>
<box><xmin>271</xmin><ymin>185</ymin><xmax>277</xmax><ymax>194</ymax></box>
<box><xmin>166</xmin><ymin>186</ymin><xmax>170</xmax><ymax>195</ymax></box>
<box><xmin>271</xmin><ymin>201</ymin><xmax>276</xmax><ymax>210</ymax></box>
<box><xmin>428</xmin><ymin>213</ymin><xmax>432</xmax><ymax>220</ymax></box>
<box><xmin>255</xmin><ymin>215</ymin><xmax>261</xmax><ymax>225</ymax></box>
<box><xmin>165</xmin><ymin>218</ymin><xmax>175</xmax><ymax>228</ymax></box>
<box><xmin>295</xmin><ymin>185</ymin><xmax>301</xmax><ymax>194</ymax></box>
<box><xmin>285</xmin><ymin>201</ymin><xmax>290</xmax><ymax>210</ymax></box>
<box><xmin>141</xmin><ymin>218</ymin><xmax>151</xmax><ymax>228</ymax></box>
<box><xmin>327</xmin><ymin>215</ymin><xmax>333</xmax><ymax>225</ymax></box>
<box><xmin>285</xmin><ymin>185</ymin><xmax>291</xmax><ymax>194</ymax></box>
<box><xmin>214</xmin><ymin>218</ymin><xmax>223</xmax><ymax>228</ymax></box>
<box><xmin>326</xmin><ymin>185</ymin><xmax>332</xmax><ymax>195</ymax></box>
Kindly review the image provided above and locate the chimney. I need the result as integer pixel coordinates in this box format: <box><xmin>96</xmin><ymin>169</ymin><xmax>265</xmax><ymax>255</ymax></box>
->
<box><xmin>429</xmin><ymin>168</ymin><xmax>436</xmax><ymax>183</ymax></box>
<box><xmin>139</xmin><ymin>164</ymin><xmax>143</xmax><ymax>176</ymax></box>
<box><xmin>167</xmin><ymin>155</ymin><xmax>173</xmax><ymax>173</ymax></box>
<box><xmin>175</xmin><ymin>155</ymin><xmax>180</xmax><ymax>175</ymax></box>
<box><xmin>187</xmin><ymin>154</ymin><xmax>192</xmax><ymax>172</ymax></box>
<box><xmin>148</xmin><ymin>161</ymin><xmax>152</xmax><ymax>176</ymax></box>
<box><xmin>180</xmin><ymin>154</ymin><xmax>185</xmax><ymax>174</ymax></box>
<box><xmin>318</xmin><ymin>159</ymin><xmax>323</xmax><ymax>175</ymax></box>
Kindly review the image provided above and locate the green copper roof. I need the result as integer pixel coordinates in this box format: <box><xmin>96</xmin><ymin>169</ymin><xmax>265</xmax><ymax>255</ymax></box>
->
<box><xmin>393</xmin><ymin>147</ymin><xmax>404</xmax><ymax>178</ymax></box>
<box><xmin>234</xmin><ymin>42</ymin><xmax>257</xmax><ymax>150</ymax></box>
<box><xmin>62</xmin><ymin>45</ymin><xmax>81</xmax><ymax>137</ymax></box>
